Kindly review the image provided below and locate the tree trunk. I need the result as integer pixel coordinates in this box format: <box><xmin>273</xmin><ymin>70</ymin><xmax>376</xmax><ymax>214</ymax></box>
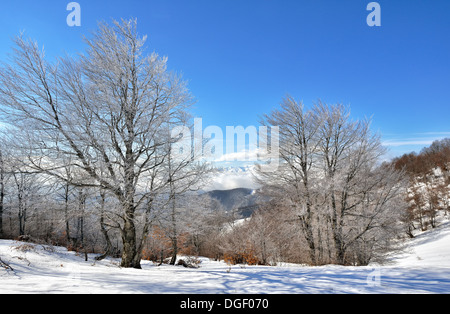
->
<box><xmin>168</xmin><ymin>164</ymin><xmax>178</xmax><ymax>266</ymax></box>
<box><xmin>169</xmin><ymin>237</ymin><xmax>178</xmax><ymax>265</ymax></box>
<box><xmin>330</xmin><ymin>192</ymin><xmax>346</xmax><ymax>265</ymax></box>
<box><xmin>120</xmin><ymin>190</ymin><xmax>141</xmax><ymax>268</ymax></box>
<box><xmin>298</xmin><ymin>213</ymin><xmax>316</xmax><ymax>265</ymax></box>
<box><xmin>77</xmin><ymin>188</ymin><xmax>86</xmax><ymax>255</ymax></box>
<box><xmin>131</xmin><ymin>197</ymin><xmax>154</xmax><ymax>267</ymax></box>
<box><xmin>298</xmin><ymin>183</ymin><xmax>317</xmax><ymax>265</ymax></box>
<box><xmin>120</xmin><ymin>127</ymin><xmax>142</xmax><ymax>268</ymax></box>
<box><xmin>121</xmin><ymin>215</ymin><xmax>140</xmax><ymax>268</ymax></box>
<box><xmin>17</xmin><ymin>185</ymin><xmax>25</xmax><ymax>236</ymax></box>
<box><xmin>64</xmin><ymin>182</ymin><xmax>71</xmax><ymax>246</ymax></box>
<box><xmin>96</xmin><ymin>190</ymin><xmax>114</xmax><ymax>261</ymax></box>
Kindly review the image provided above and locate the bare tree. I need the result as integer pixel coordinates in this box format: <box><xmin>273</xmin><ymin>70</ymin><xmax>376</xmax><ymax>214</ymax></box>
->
<box><xmin>0</xmin><ymin>19</ymin><xmax>197</xmax><ymax>268</ymax></box>
<box><xmin>162</xmin><ymin>136</ymin><xmax>211</xmax><ymax>265</ymax></box>
<box><xmin>256</xmin><ymin>97</ymin><xmax>407</xmax><ymax>265</ymax></box>
<box><xmin>257</xmin><ymin>96</ymin><xmax>321</xmax><ymax>264</ymax></box>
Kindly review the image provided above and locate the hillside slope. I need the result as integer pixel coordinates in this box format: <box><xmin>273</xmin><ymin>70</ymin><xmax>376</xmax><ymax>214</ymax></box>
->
<box><xmin>389</xmin><ymin>221</ymin><xmax>450</xmax><ymax>267</ymax></box>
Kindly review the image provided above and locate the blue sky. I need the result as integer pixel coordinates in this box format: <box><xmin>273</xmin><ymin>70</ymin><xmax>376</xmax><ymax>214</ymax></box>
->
<box><xmin>1</xmin><ymin>0</ymin><xmax>450</xmax><ymax>159</ymax></box>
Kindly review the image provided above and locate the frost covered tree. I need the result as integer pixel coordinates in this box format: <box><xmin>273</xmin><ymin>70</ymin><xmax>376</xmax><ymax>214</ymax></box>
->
<box><xmin>257</xmin><ymin>97</ymin><xmax>407</xmax><ymax>265</ymax></box>
<box><xmin>0</xmin><ymin>19</ymin><xmax>197</xmax><ymax>268</ymax></box>
<box><xmin>257</xmin><ymin>96</ymin><xmax>321</xmax><ymax>264</ymax></box>
<box><xmin>165</xmin><ymin>193</ymin><xmax>219</xmax><ymax>263</ymax></box>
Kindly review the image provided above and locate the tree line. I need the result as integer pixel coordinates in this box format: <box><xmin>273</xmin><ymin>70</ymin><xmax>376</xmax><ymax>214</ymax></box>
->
<box><xmin>392</xmin><ymin>138</ymin><xmax>450</xmax><ymax>237</ymax></box>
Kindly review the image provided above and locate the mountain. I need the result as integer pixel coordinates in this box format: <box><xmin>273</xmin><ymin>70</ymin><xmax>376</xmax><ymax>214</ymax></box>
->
<box><xmin>208</xmin><ymin>165</ymin><xmax>260</xmax><ymax>191</ymax></box>
<box><xmin>204</xmin><ymin>188</ymin><xmax>260</xmax><ymax>218</ymax></box>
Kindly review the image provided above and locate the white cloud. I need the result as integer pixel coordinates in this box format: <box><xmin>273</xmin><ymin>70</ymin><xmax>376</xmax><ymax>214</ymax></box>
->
<box><xmin>382</xmin><ymin>132</ymin><xmax>450</xmax><ymax>148</ymax></box>
<box><xmin>381</xmin><ymin>132</ymin><xmax>450</xmax><ymax>158</ymax></box>
<box><xmin>214</xmin><ymin>148</ymin><xmax>267</xmax><ymax>163</ymax></box>
<box><xmin>207</xmin><ymin>166</ymin><xmax>260</xmax><ymax>191</ymax></box>
<box><xmin>382</xmin><ymin>139</ymin><xmax>436</xmax><ymax>147</ymax></box>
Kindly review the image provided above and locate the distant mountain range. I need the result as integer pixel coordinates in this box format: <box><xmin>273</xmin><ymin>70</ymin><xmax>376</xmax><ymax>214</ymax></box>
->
<box><xmin>204</xmin><ymin>187</ymin><xmax>261</xmax><ymax>218</ymax></box>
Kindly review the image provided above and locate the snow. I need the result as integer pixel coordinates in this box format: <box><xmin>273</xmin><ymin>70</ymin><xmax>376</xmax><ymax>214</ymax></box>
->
<box><xmin>389</xmin><ymin>221</ymin><xmax>450</xmax><ymax>268</ymax></box>
<box><xmin>1</xmin><ymin>221</ymin><xmax>450</xmax><ymax>294</ymax></box>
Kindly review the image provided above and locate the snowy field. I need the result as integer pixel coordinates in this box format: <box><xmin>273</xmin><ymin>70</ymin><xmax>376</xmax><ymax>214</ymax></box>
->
<box><xmin>1</xmin><ymin>221</ymin><xmax>450</xmax><ymax>294</ymax></box>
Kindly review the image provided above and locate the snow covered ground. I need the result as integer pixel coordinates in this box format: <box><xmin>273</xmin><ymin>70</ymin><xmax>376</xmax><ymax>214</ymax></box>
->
<box><xmin>1</xmin><ymin>221</ymin><xmax>450</xmax><ymax>294</ymax></box>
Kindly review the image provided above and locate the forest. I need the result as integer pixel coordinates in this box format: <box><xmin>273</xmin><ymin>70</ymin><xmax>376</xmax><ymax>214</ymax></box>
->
<box><xmin>0</xmin><ymin>19</ymin><xmax>448</xmax><ymax>269</ymax></box>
